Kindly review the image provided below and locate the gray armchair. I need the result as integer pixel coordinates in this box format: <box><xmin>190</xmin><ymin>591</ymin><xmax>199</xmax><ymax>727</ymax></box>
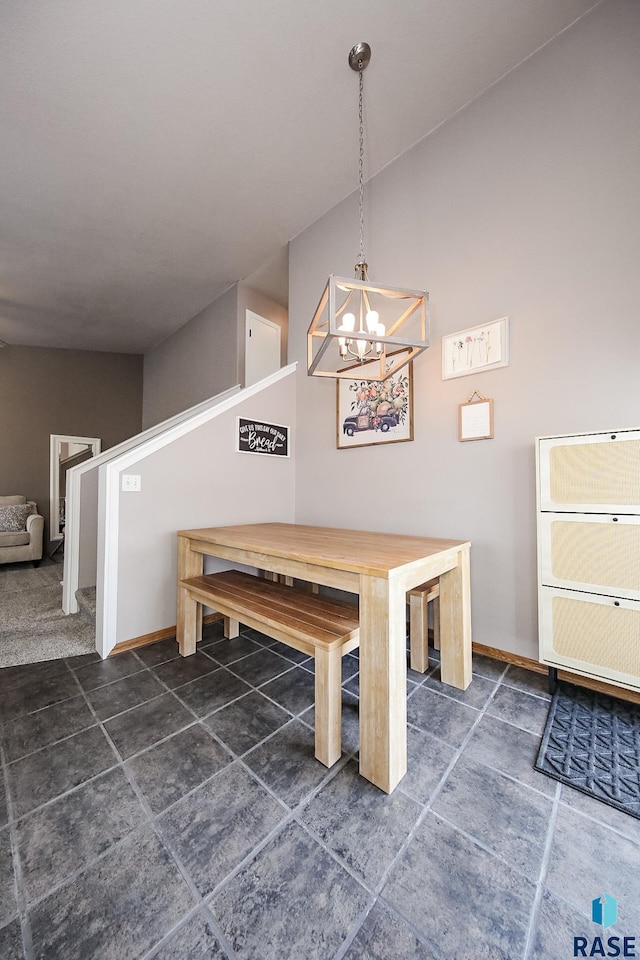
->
<box><xmin>0</xmin><ymin>495</ymin><xmax>44</xmax><ymax>566</ymax></box>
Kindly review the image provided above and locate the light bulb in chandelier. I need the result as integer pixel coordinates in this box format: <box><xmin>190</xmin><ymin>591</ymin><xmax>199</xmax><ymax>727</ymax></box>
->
<box><xmin>337</xmin><ymin>304</ymin><xmax>386</xmax><ymax>362</ymax></box>
<box><xmin>365</xmin><ymin>310</ymin><xmax>379</xmax><ymax>334</ymax></box>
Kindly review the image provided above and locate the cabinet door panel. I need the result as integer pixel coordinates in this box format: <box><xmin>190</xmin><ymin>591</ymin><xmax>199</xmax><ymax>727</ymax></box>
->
<box><xmin>539</xmin><ymin>587</ymin><xmax>640</xmax><ymax>690</ymax></box>
<box><xmin>538</xmin><ymin>513</ymin><xmax>640</xmax><ymax>601</ymax></box>
<box><xmin>538</xmin><ymin>431</ymin><xmax>640</xmax><ymax>513</ymax></box>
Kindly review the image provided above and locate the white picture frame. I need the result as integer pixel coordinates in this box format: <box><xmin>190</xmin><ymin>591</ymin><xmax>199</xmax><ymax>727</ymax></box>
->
<box><xmin>442</xmin><ymin>317</ymin><xmax>509</xmax><ymax>380</ymax></box>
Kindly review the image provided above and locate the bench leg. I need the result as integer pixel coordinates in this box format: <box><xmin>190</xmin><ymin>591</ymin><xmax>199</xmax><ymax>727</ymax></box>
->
<box><xmin>314</xmin><ymin>647</ymin><xmax>342</xmax><ymax>767</ymax></box>
<box><xmin>178</xmin><ymin>588</ymin><xmax>200</xmax><ymax>657</ymax></box>
<box><xmin>409</xmin><ymin>592</ymin><xmax>429</xmax><ymax>673</ymax></box>
<box><xmin>432</xmin><ymin>594</ymin><xmax>441</xmax><ymax>651</ymax></box>
<box><xmin>223</xmin><ymin>616</ymin><xmax>240</xmax><ymax>639</ymax></box>
<box><xmin>301</xmin><ymin>581</ymin><xmax>320</xmax><ymax>594</ymax></box>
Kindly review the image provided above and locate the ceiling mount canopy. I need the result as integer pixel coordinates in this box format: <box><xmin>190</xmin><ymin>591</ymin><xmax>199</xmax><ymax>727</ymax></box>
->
<box><xmin>307</xmin><ymin>42</ymin><xmax>429</xmax><ymax>382</ymax></box>
<box><xmin>348</xmin><ymin>41</ymin><xmax>371</xmax><ymax>72</ymax></box>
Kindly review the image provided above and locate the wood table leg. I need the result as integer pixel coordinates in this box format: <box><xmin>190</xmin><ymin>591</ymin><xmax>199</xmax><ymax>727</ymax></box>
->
<box><xmin>358</xmin><ymin>574</ymin><xmax>407</xmax><ymax>793</ymax></box>
<box><xmin>177</xmin><ymin>536</ymin><xmax>203</xmax><ymax>656</ymax></box>
<box><xmin>438</xmin><ymin>544</ymin><xmax>472</xmax><ymax>690</ymax></box>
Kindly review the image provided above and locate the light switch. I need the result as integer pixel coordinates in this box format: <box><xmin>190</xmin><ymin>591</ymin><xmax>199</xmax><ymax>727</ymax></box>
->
<box><xmin>121</xmin><ymin>474</ymin><xmax>141</xmax><ymax>492</ymax></box>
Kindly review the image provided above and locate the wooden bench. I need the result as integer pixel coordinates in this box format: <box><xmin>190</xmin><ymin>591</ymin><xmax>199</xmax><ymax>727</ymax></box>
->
<box><xmin>179</xmin><ymin>569</ymin><xmax>359</xmax><ymax>767</ymax></box>
<box><xmin>408</xmin><ymin>577</ymin><xmax>440</xmax><ymax>674</ymax></box>
<box><xmin>260</xmin><ymin>572</ymin><xmax>439</xmax><ymax>677</ymax></box>
<box><xmin>262</xmin><ymin>573</ymin><xmax>439</xmax><ymax>676</ymax></box>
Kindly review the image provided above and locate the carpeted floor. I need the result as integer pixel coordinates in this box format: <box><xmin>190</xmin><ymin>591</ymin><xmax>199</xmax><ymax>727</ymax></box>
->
<box><xmin>535</xmin><ymin>681</ymin><xmax>640</xmax><ymax>820</ymax></box>
<box><xmin>0</xmin><ymin>560</ymin><xmax>95</xmax><ymax>668</ymax></box>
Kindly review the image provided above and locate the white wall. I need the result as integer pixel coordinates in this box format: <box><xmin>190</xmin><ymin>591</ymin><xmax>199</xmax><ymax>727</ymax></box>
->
<box><xmin>112</xmin><ymin>369</ymin><xmax>296</xmax><ymax>646</ymax></box>
<box><xmin>288</xmin><ymin>0</ymin><xmax>640</xmax><ymax>659</ymax></box>
<box><xmin>142</xmin><ymin>284</ymin><xmax>239</xmax><ymax>427</ymax></box>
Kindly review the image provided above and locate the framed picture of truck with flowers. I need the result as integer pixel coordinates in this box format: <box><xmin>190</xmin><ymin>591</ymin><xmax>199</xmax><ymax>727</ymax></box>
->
<box><xmin>336</xmin><ymin>349</ymin><xmax>413</xmax><ymax>450</ymax></box>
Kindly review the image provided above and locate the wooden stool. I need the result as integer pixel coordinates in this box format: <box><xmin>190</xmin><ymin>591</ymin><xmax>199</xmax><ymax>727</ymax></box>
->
<box><xmin>408</xmin><ymin>578</ymin><xmax>440</xmax><ymax>673</ymax></box>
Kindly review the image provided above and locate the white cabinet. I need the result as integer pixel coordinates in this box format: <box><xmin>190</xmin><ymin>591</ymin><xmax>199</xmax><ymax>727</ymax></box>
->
<box><xmin>536</xmin><ymin>429</ymin><xmax>640</xmax><ymax>692</ymax></box>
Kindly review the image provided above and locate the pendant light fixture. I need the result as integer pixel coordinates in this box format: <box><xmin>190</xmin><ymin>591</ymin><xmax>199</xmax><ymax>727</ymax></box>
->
<box><xmin>307</xmin><ymin>42</ymin><xmax>429</xmax><ymax>382</ymax></box>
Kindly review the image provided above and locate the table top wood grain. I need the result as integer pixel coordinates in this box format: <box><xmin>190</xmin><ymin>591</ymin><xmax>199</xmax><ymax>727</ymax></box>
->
<box><xmin>177</xmin><ymin>522</ymin><xmax>469</xmax><ymax>578</ymax></box>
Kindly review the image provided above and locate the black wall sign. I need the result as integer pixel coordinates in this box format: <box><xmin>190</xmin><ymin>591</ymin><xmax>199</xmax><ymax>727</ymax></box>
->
<box><xmin>237</xmin><ymin>418</ymin><xmax>290</xmax><ymax>457</ymax></box>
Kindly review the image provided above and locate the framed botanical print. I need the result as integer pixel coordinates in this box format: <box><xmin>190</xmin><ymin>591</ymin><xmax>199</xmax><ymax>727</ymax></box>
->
<box><xmin>442</xmin><ymin>317</ymin><xmax>509</xmax><ymax>380</ymax></box>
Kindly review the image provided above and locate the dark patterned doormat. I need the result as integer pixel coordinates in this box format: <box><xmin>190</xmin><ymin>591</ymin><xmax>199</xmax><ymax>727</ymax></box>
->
<box><xmin>535</xmin><ymin>682</ymin><xmax>640</xmax><ymax>819</ymax></box>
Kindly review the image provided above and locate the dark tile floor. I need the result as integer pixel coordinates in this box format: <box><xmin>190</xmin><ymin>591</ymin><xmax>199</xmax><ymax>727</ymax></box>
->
<box><xmin>1</xmin><ymin>625</ymin><xmax>639</xmax><ymax>959</ymax></box>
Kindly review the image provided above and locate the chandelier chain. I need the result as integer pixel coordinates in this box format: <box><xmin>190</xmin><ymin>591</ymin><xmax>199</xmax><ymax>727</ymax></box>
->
<box><xmin>358</xmin><ymin>67</ymin><xmax>365</xmax><ymax>268</ymax></box>
<box><xmin>306</xmin><ymin>41</ymin><xmax>429</xmax><ymax>382</ymax></box>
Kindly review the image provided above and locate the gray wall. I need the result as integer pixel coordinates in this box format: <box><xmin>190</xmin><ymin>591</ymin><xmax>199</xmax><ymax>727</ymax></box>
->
<box><xmin>0</xmin><ymin>345</ymin><xmax>143</xmax><ymax>547</ymax></box>
<box><xmin>289</xmin><ymin>0</ymin><xmax>640</xmax><ymax>659</ymax></box>
<box><xmin>115</xmin><ymin>369</ymin><xmax>296</xmax><ymax>645</ymax></box>
<box><xmin>142</xmin><ymin>285</ymin><xmax>239</xmax><ymax>427</ymax></box>
<box><xmin>142</xmin><ymin>278</ymin><xmax>289</xmax><ymax>428</ymax></box>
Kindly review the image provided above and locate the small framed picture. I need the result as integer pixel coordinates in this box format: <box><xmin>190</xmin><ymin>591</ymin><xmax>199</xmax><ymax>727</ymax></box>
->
<box><xmin>458</xmin><ymin>396</ymin><xmax>494</xmax><ymax>441</ymax></box>
<box><xmin>442</xmin><ymin>317</ymin><xmax>509</xmax><ymax>380</ymax></box>
<box><xmin>336</xmin><ymin>350</ymin><xmax>414</xmax><ymax>450</ymax></box>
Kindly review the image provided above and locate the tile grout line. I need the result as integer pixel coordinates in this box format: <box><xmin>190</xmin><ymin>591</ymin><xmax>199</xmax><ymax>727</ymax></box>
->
<box><xmin>329</xmin><ymin>897</ymin><xmax>379</xmax><ymax>960</ymax></box>
<box><xmin>430</xmin><ymin>808</ymin><xmax>546</xmax><ymax>883</ymax></box>
<box><xmin>139</xmin><ymin>903</ymin><xmax>235</xmax><ymax>960</ymax></box>
<box><xmin>0</xmin><ymin>737</ymin><xmax>35</xmax><ymax>960</ymax></box>
<box><xmin>522</xmin><ymin>780</ymin><xmax>562</xmax><ymax>960</ymax></box>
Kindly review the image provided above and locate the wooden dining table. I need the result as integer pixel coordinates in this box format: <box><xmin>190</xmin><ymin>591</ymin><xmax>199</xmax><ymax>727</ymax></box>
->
<box><xmin>176</xmin><ymin>522</ymin><xmax>471</xmax><ymax>794</ymax></box>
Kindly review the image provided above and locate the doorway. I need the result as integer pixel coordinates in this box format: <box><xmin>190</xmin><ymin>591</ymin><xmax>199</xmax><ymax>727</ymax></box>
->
<box><xmin>245</xmin><ymin>310</ymin><xmax>281</xmax><ymax>387</ymax></box>
<box><xmin>49</xmin><ymin>435</ymin><xmax>101</xmax><ymax>547</ymax></box>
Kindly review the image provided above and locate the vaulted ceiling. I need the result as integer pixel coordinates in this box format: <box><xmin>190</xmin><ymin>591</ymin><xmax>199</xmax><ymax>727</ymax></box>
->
<box><xmin>0</xmin><ymin>0</ymin><xmax>600</xmax><ymax>353</ymax></box>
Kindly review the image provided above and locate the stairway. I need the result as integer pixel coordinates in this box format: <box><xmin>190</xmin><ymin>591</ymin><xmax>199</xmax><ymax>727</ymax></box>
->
<box><xmin>0</xmin><ymin>564</ymin><xmax>95</xmax><ymax>668</ymax></box>
<box><xmin>75</xmin><ymin>586</ymin><xmax>97</xmax><ymax>626</ymax></box>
